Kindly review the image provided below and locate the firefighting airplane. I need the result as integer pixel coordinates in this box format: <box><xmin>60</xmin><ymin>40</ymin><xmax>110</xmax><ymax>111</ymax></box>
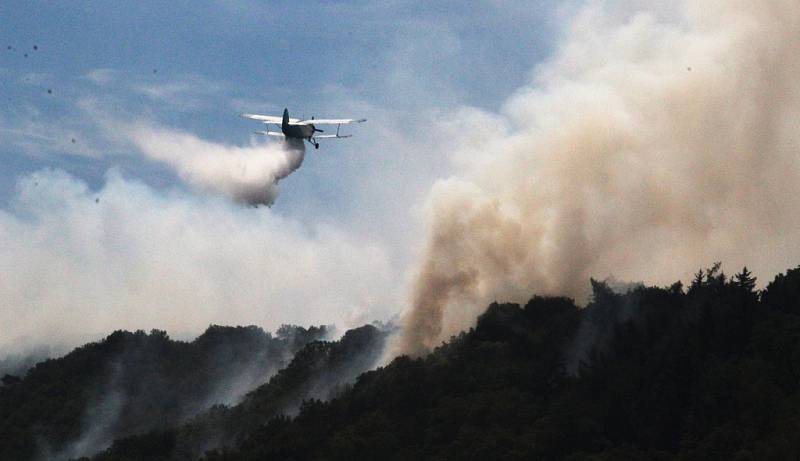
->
<box><xmin>240</xmin><ymin>108</ymin><xmax>366</xmax><ymax>149</ymax></box>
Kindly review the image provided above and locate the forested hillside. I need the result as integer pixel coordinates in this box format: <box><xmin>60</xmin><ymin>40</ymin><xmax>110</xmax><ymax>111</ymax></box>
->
<box><xmin>96</xmin><ymin>265</ymin><xmax>800</xmax><ymax>460</ymax></box>
<box><xmin>97</xmin><ymin>324</ymin><xmax>390</xmax><ymax>461</ymax></box>
<box><xmin>4</xmin><ymin>264</ymin><xmax>800</xmax><ymax>460</ymax></box>
<box><xmin>0</xmin><ymin>324</ymin><xmax>328</xmax><ymax>460</ymax></box>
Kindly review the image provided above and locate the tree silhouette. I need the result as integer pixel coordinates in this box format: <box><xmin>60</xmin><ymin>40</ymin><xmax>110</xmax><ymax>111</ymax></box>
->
<box><xmin>7</xmin><ymin>264</ymin><xmax>800</xmax><ymax>461</ymax></box>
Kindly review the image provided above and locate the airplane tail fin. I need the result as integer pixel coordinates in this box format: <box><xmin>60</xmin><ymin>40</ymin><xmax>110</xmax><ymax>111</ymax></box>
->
<box><xmin>282</xmin><ymin>108</ymin><xmax>289</xmax><ymax>132</ymax></box>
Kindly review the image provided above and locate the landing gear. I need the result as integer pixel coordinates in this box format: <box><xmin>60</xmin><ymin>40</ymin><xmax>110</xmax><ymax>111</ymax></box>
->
<box><xmin>314</xmin><ymin>143</ymin><xmax>320</xmax><ymax>149</ymax></box>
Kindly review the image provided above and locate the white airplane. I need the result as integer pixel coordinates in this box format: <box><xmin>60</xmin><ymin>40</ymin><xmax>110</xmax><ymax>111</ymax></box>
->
<box><xmin>241</xmin><ymin>108</ymin><xmax>366</xmax><ymax>149</ymax></box>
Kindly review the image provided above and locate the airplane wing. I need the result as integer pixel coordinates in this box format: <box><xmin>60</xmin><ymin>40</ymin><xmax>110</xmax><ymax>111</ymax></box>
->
<box><xmin>241</xmin><ymin>113</ymin><xmax>300</xmax><ymax>124</ymax></box>
<box><xmin>313</xmin><ymin>134</ymin><xmax>352</xmax><ymax>139</ymax></box>
<box><xmin>295</xmin><ymin>118</ymin><xmax>367</xmax><ymax>125</ymax></box>
<box><xmin>254</xmin><ymin>130</ymin><xmax>285</xmax><ymax>137</ymax></box>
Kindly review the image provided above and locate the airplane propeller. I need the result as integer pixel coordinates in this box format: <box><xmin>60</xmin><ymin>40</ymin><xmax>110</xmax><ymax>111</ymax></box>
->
<box><xmin>310</xmin><ymin>116</ymin><xmax>324</xmax><ymax>132</ymax></box>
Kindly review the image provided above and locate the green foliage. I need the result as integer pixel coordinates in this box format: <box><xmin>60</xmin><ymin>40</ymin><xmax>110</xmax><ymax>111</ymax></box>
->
<box><xmin>88</xmin><ymin>324</ymin><xmax>389</xmax><ymax>461</ymax></box>
<box><xmin>762</xmin><ymin>265</ymin><xmax>800</xmax><ymax>314</ymax></box>
<box><xmin>7</xmin><ymin>264</ymin><xmax>800</xmax><ymax>461</ymax></box>
<box><xmin>188</xmin><ymin>265</ymin><xmax>800</xmax><ymax>461</ymax></box>
<box><xmin>0</xmin><ymin>324</ymin><xmax>327</xmax><ymax>460</ymax></box>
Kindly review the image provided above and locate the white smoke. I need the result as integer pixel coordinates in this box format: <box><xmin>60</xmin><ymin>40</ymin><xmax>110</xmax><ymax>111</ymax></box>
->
<box><xmin>399</xmin><ymin>0</ymin><xmax>800</xmax><ymax>354</ymax></box>
<box><xmin>0</xmin><ymin>169</ymin><xmax>395</xmax><ymax>353</ymax></box>
<box><xmin>128</xmin><ymin>124</ymin><xmax>305</xmax><ymax>206</ymax></box>
<box><xmin>45</xmin><ymin>363</ymin><xmax>125</xmax><ymax>461</ymax></box>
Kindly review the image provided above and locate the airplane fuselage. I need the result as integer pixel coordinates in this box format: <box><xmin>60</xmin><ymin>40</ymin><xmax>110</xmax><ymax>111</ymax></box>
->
<box><xmin>282</xmin><ymin>123</ymin><xmax>316</xmax><ymax>139</ymax></box>
<box><xmin>280</xmin><ymin>108</ymin><xmax>320</xmax><ymax>147</ymax></box>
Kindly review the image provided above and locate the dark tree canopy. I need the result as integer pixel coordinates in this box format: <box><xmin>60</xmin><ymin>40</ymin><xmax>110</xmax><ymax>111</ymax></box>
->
<box><xmin>4</xmin><ymin>264</ymin><xmax>800</xmax><ymax>461</ymax></box>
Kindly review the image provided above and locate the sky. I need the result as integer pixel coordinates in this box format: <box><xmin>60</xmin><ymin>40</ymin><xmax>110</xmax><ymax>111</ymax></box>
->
<box><xmin>7</xmin><ymin>0</ymin><xmax>799</xmax><ymax>357</ymax></box>
<box><xmin>1</xmin><ymin>0</ymin><xmax>561</xmax><ymax>228</ymax></box>
<box><xmin>0</xmin><ymin>0</ymin><xmax>560</xmax><ymax>350</ymax></box>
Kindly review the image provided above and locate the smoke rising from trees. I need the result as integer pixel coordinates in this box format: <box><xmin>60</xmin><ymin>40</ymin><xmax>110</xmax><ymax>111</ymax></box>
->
<box><xmin>400</xmin><ymin>0</ymin><xmax>800</xmax><ymax>354</ymax></box>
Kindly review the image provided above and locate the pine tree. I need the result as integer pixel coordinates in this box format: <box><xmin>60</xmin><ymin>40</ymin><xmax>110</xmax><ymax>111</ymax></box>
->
<box><xmin>733</xmin><ymin>266</ymin><xmax>757</xmax><ymax>293</ymax></box>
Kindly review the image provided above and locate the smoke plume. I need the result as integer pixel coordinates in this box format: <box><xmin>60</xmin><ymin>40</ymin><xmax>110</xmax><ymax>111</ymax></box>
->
<box><xmin>0</xmin><ymin>169</ymin><xmax>393</xmax><ymax>354</ymax></box>
<box><xmin>129</xmin><ymin>124</ymin><xmax>305</xmax><ymax>206</ymax></box>
<box><xmin>400</xmin><ymin>0</ymin><xmax>800</xmax><ymax>355</ymax></box>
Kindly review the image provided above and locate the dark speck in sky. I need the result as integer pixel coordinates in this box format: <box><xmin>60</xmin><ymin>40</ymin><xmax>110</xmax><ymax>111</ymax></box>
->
<box><xmin>33</xmin><ymin>45</ymin><xmax>38</xmax><ymax>50</ymax></box>
<box><xmin>47</xmin><ymin>89</ymin><xmax>52</xmax><ymax>94</ymax></box>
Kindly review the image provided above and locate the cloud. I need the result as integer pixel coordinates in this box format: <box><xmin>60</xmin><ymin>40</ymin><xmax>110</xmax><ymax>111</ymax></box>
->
<box><xmin>228</xmin><ymin>98</ymin><xmax>281</xmax><ymax>115</ymax></box>
<box><xmin>82</xmin><ymin>70</ymin><xmax>227</xmax><ymax>110</ymax></box>
<box><xmin>84</xmin><ymin>69</ymin><xmax>119</xmax><ymax>86</ymax></box>
<box><xmin>131</xmin><ymin>74</ymin><xmax>228</xmax><ymax>110</ymax></box>
<box><xmin>17</xmin><ymin>72</ymin><xmax>51</xmax><ymax>86</ymax></box>
<box><xmin>0</xmin><ymin>169</ymin><xmax>396</xmax><ymax>353</ymax></box>
<box><xmin>0</xmin><ymin>109</ymin><xmax>106</xmax><ymax>160</ymax></box>
<box><xmin>398</xmin><ymin>0</ymin><xmax>800</xmax><ymax>354</ymax></box>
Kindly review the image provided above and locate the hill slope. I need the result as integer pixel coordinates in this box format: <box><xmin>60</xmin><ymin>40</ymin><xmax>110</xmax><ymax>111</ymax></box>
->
<box><xmin>97</xmin><ymin>265</ymin><xmax>800</xmax><ymax>460</ymax></box>
<box><xmin>5</xmin><ymin>264</ymin><xmax>800</xmax><ymax>460</ymax></box>
<box><xmin>0</xmin><ymin>324</ymin><xmax>327</xmax><ymax>460</ymax></box>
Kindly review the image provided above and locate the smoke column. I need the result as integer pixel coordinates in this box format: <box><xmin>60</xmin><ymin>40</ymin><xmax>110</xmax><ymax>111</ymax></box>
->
<box><xmin>130</xmin><ymin>125</ymin><xmax>305</xmax><ymax>206</ymax></box>
<box><xmin>399</xmin><ymin>0</ymin><xmax>800</xmax><ymax>355</ymax></box>
<box><xmin>0</xmin><ymin>169</ymin><xmax>394</xmax><ymax>354</ymax></box>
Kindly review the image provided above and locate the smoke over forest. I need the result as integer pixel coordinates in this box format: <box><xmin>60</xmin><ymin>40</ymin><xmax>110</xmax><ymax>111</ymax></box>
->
<box><xmin>0</xmin><ymin>323</ymin><xmax>390</xmax><ymax>460</ymax></box>
<box><xmin>4</xmin><ymin>0</ymin><xmax>800</xmax><ymax>460</ymax></box>
<box><xmin>400</xmin><ymin>0</ymin><xmax>800</xmax><ymax>354</ymax></box>
<box><xmin>4</xmin><ymin>264</ymin><xmax>800</xmax><ymax>460</ymax></box>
